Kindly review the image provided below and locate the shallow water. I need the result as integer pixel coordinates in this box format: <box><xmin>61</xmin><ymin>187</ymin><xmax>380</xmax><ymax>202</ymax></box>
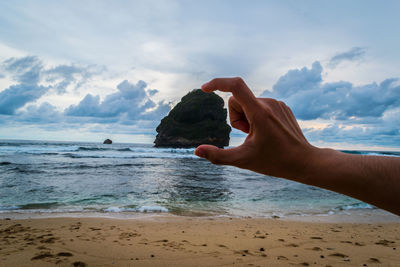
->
<box><xmin>0</xmin><ymin>139</ymin><xmax>397</xmax><ymax>218</ymax></box>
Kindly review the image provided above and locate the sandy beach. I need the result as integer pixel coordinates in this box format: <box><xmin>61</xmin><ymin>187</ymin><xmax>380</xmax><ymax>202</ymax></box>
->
<box><xmin>0</xmin><ymin>215</ymin><xmax>399</xmax><ymax>266</ymax></box>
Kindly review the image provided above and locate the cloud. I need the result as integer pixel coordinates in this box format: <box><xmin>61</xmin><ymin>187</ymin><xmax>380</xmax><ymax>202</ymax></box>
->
<box><xmin>3</xmin><ymin>56</ymin><xmax>43</xmax><ymax>84</ymax></box>
<box><xmin>0</xmin><ymin>56</ymin><xmax>102</xmax><ymax>114</ymax></box>
<box><xmin>0</xmin><ymin>78</ymin><xmax>171</xmax><ymax>136</ymax></box>
<box><xmin>304</xmin><ymin>122</ymin><xmax>400</xmax><ymax>147</ymax></box>
<box><xmin>44</xmin><ymin>64</ymin><xmax>105</xmax><ymax>94</ymax></box>
<box><xmin>15</xmin><ymin>102</ymin><xmax>62</xmax><ymax>124</ymax></box>
<box><xmin>65</xmin><ymin>80</ymin><xmax>169</xmax><ymax>121</ymax></box>
<box><xmin>260</xmin><ymin>61</ymin><xmax>400</xmax><ymax>147</ymax></box>
<box><xmin>328</xmin><ymin>47</ymin><xmax>367</xmax><ymax>68</ymax></box>
<box><xmin>147</xmin><ymin>89</ymin><xmax>159</xmax><ymax>96</ymax></box>
<box><xmin>0</xmin><ymin>55</ymin><xmax>171</xmax><ymax>137</ymax></box>
<box><xmin>0</xmin><ymin>56</ymin><xmax>49</xmax><ymax>114</ymax></box>
<box><xmin>269</xmin><ymin>61</ymin><xmax>323</xmax><ymax>100</ymax></box>
<box><xmin>261</xmin><ymin>61</ymin><xmax>400</xmax><ymax>120</ymax></box>
<box><xmin>0</xmin><ymin>83</ymin><xmax>49</xmax><ymax>115</ymax></box>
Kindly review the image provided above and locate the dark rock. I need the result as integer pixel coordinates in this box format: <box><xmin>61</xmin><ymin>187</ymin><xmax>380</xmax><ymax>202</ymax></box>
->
<box><xmin>72</xmin><ymin>261</ymin><xmax>87</xmax><ymax>267</ymax></box>
<box><xmin>103</xmin><ymin>139</ymin><xmax>112</xmax><ymax>144</ymax></box>
<box><xmin>154</xmin><ymin>89</ymin><xmax>231</xmax><ymax>148</ymax></box>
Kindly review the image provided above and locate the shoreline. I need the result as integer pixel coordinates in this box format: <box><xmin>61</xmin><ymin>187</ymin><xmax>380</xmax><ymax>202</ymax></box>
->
<box><xmin>0</xmin><ymin>208</ymin><xmax>399</xmax><ymax>224</ymax></box>
<box><xmin>0</xmin><ymin>216</ymin><xmax>399</xmax><ymax>266</ymax></box>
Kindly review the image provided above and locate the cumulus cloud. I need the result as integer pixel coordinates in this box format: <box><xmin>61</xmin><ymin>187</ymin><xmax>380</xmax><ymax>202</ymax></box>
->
<box><xmin>304</xmin><ymin>123</ymin><xmax>400</xmax><ymax>147</ymax></box>
<box><xmin>16</xmin><ymin>102</ymin><xmax>62</xmax><ymax>124</ymax></box>
<box><xmin>0</xmin><ymin>84</ymin><xmax>49</xmax><ymax>115</ymax></box>
<box><xmin>328</xmin><ymin>47</ymin><xmax>367</xmax><ymax>68</ymax></box>
<box><xmin>44</xmin><ymin>64</ymin><xmax>103</xmax><ymax>94</ymax></box>
<box><xmin>0</xmin><ymin>55</ymin><xmax>172</xmax><ymax>137</ymax></box>
<box><xmin>261</xmin><ymin>61</ymin><xmax>400</xmax><ymax>147</ymax></box>
<box><xmin>0</xmin><ymin>56</ymin><xmax>101</xmax><ymax>114</ymax></box>
<box><xmin>262</xmin><ymin>61</ymin><xmax>400</xmax><ymax>120</ymax></box>
<box><xmin>0</xmin><ymin>79</ymin><xmax>171</xmax><ymax>136</ymax></box>
<box><xmin>0</xmin><ymin>56</ymin><xmax>49</xmax><ymax>114</ymax></box>
<box><xmin>3</xmin><ymin>56</ymin><xmax>43</xmax><ymax>84</ymax></box>
<box><xmin>65</xmin><ymin>80</ymin><xmax>169</xmax><ymax>121</ymax></box>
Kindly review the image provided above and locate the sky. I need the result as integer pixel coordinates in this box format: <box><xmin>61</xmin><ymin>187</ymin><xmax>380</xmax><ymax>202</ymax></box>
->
<box><xmin>0</xmin><ymin>0</ymin><xmax>399</xmax><ymax>150</ymax></box>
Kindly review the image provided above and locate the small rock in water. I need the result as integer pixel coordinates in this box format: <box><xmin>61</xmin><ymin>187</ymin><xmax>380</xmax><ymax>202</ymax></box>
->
<box><xmin>103</xmin><ymin>139</ymin><xmax>112</xmax><ymax>144</ymax></box>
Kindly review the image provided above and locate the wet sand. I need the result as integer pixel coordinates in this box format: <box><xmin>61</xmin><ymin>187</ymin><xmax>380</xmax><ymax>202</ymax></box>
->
<box><xmin>0</xmin><ymin>216</ymin><xmax>399</xmax><ymax>266</ymax></box>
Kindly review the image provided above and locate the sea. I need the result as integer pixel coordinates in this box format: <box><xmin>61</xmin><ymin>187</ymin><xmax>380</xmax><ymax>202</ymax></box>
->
<box><xmin>1</xmin><ymin>139</ymin><xmax>399</xmax><ymax>220</ymax></box>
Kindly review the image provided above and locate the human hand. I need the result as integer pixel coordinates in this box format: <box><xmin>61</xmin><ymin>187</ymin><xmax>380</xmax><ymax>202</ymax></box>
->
<box><xmin>195</xmin><ymin>77</ymin><xmax>400</xmax><ymax>215</ymax></box>
<box><xmin>194</xmin><ymin>77</ymin><xmax>318</xmax><ymax>181</ymax></box>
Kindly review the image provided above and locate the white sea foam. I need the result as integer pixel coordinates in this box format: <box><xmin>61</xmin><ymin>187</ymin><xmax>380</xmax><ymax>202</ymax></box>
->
<box><xmin>64</xmin><ymin>153</ymin><xmax>198</xmax><ymax>159</ymax></box>
<box><xmin>0</xmin><ymin>145</ymin><xmax>79</xmax><ymax>154</ymax></box>
<box><xmin>137</xmin><ymin>206</ymin><xmax>169</xmax><ymax>213</ymax></box>
<box><xmin>0</xmin><ymin>206</ymin><xmax>20</xmax><ymax>212</ymax></box>
<box><xmin>334</xmin><ymin>202</ymin><xmax>374</xmax><ymax>211</ymax></box>
<box><xmin>103</xmin><ymin>207</ymin><xmax>124</xmax><ymax>212</ymax></box>
<box><xmin>103</xmin><ymin>206</ymin><xmax>168</xmax><ymax>213</ymax></box>
<box><xmin>0</xmin><ymin>141</ymin><xmax>198</xmax><ymax>159</ymax></box>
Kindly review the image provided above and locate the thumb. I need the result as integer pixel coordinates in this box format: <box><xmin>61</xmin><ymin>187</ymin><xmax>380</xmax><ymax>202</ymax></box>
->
<box><xmin>194</xmin><ymin>144</ymin><xmax>243</xmax><ymax>166</ymax></box>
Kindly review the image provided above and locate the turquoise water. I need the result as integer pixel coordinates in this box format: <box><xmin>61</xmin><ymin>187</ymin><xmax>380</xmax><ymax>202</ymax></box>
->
<box><xmin>1</xmin><ymin>140</ymin><xmax>397</xmax><ymax>218</ymax></box>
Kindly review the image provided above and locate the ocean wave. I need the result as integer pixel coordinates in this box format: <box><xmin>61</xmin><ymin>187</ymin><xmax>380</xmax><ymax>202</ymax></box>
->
<box><xmin>103</xmin><ymin>205</ymin><xmax>169</xmax><ymax>213</ymax></box>
<box><xmin>341</xmin><ymin>150</ymin><xmax>400</xmax><ymax>157</ymax></box>
<box><xmin>0</xmin><ymin>207</ymin><xmax>86</xmax><ymax>214</ymax></box>
<box><xmin>0</xmin><ymin>205</ymin><xmax>20</xmax><ymax>211</ymax></box>
<box><xmin>63</xmin><ymin>152</ymin><xmax>197</xmax><ymax>159</ymax></box>
<box><xmin>77</xmin><ymin>146</ymin><xmax>107</xmax><ymax>151</ymax></box>
<box><xmin>0</xmin><ymin>203</ymin><xmax>61</xmax><ymax>212</ymax></box>
<box><xmin>117</xmin><ymin>148</ymin><xmax>131</xmax><ymax>151</ymax></box>
<box><xmin>76</xmin><ymin>146</ymin><xmax>195</xmax><ymax>153</ymax></box>
<box><xmin>19</xmin><ymin>202</ymin><xmax>60</xmax><ymax>209</ymax></box>
<box><xmin>0</xmin><ymin>202</ymin><xmax>378</xmax><ymax>217</ymax></box>
<box><xmin>0</xmin><ymin>142</ymin><xmax>199</xmax><ymax>158</ymax></box>
<box><xmin>332</xmin><ymin>202</ymin><xmax>375</xmax><ymax>212</ymax></box>
<box><xmin>30</xmin><ymin>152</ymin><xmax>59</xmax><ymax>155</ymax></box>
<box><xmin>8</xmin><ymin>167</ymin><xmax>46</xmax><ymax>174</ymax></box>
<box><xmin>0</xmin><ymin>204</ymin><xmax>169</xmax><ymax>214</ymax></box>
<box><xmin>0</xmin><ymin>161</ymin><xmax>12</xmax><ymax>165</ymax></box>
<box><xmin>51</xmin><ymin>163</ymin><xmax>159</xmax><ymax>170</ymax></box>
<box><xmin>0</xmin><ymin>145</ymin><xmax>79</xmax><ymax>154</ymax></box>
<box><xmin>138</xmin><ymin>205</ymin><xmax>169</xmax><ymax>213</ymax></box>
<box><xmin>368</xmin><ymin>151</ymin><xmax>400</xmax><ymax>157</ymax></box>
<box><xmin>77</xmin><ymin>146</ymin><xmax>136</xmax><ymax>152</ymax></box>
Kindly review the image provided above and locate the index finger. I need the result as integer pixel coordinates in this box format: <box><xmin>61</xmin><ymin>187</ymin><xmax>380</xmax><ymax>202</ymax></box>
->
<box><xmin>201</xmin><ymin>77</ymin><xmax>259</xmax><ymax>115</ymax></box>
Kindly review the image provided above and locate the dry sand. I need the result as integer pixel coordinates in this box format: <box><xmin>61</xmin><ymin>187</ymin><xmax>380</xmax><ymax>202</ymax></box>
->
<box><xmin>0</xmin><ymin>215</ymin><xmax>399</xmax><ymax>266</ymax></box>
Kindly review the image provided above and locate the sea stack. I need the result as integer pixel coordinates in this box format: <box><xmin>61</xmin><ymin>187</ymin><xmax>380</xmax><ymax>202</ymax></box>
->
<box><xmin>154</xmin><ymin>89</ymin><xmax>231</xmax><ymax>148</ymax></box>
<box><xmin>103</xmin><ymin>139</ymin><xmax>112</xmax><ymax>144</ymax></box>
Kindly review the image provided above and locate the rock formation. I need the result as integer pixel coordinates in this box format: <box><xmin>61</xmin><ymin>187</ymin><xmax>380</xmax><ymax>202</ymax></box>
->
<box><xmin>103</xmin><ymin>139</ymin><xmax>112</xmax><ymax>144</ymax></box>
<box><xmin>154</xmin><ymin>89</ymin><xmax>231</xmax><ymax>148</ymax></box>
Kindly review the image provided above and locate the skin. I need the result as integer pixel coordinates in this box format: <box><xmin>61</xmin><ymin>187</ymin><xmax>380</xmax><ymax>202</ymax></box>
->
<box><xmin>194</xmin><ymin>77</ymin><xmax>400</xmax><ymax>216</ymax></box>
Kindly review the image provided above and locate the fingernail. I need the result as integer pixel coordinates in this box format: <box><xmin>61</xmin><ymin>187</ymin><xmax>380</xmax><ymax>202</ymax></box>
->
<box><xmin>201</xmin><ymin>82</ymin><xmax>209</xmax><ymax>90</ymax></box>
<box><xmin>195</xmin><ymin>148</ymin><xmax>205</xmax><ymax>158</ymax></box>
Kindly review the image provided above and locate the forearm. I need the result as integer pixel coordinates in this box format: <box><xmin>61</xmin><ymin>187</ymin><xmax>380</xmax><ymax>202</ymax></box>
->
<box><xmin>301</xmin><ymin>148</ymin><xmax>400</xmax><ymax>215</ymax></box>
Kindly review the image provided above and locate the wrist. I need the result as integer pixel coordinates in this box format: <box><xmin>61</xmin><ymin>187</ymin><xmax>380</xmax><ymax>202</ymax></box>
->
<box><xmin>298</xmin><ymin>146</ymin><xmax>339</xmax><ymax>186</ymax></box>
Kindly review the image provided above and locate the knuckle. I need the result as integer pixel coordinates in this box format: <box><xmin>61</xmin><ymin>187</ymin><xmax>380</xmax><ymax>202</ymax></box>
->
<box><xmin>228</xmin><ymin>96</ymin><xmax>235</xmax><ymax>105</ymax></box>
<box><xmin>269</xmin><ymin>98</ymin><xmax>280</xmax><ymax>106</ymax></box>
<box><xmin>260</xmin><ymin>98</ymin><xmax>284</xmax><ymax>111</ymax></box>
<box><xmin>261</xmin><ymin>97</ymin><xmax>277</xmax><ymax>106</ymax></box>
<box><xmin>278</xmin><ymin>100</ymin><xmax>286</xmax><ymax>106</ymax></box>
<box><xmin>210</xmin><ymin>78</ymin><xmax>218</xmax><ymax>84</ymax></box>
<box><xmin>232</xmin><ymin>77</ymin><xmax>244</xmax><ymax>87</ymax></box>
